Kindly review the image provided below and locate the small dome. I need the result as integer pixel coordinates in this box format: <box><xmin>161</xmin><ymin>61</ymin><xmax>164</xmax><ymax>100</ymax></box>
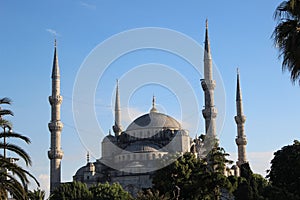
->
<box><xmin>74</xmin><ymin>165</ymin><xmax>86</xmax><ymax>177</ymax></box>
<box><xmin>126</xmin><ymin>112</ymin><xmax>181</xmax><ymax>132</ymax></box>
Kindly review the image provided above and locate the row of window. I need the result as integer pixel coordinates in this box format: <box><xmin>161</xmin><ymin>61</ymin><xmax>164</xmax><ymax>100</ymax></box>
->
<box><xmin>116</xmin><ymin>152</ymin><xmax>166</xmax><ymax>162</ymax></box>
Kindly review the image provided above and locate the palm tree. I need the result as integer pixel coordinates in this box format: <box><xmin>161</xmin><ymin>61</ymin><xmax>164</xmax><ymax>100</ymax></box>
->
<box><xmin>28</xmin><ymin>188</ymin><xmax>46</xmax><ymax>200</ymax></box>
<box><xmin>0</xmin><ymin>97</ymin><xmax>13</xmax><ymax>128</ymax></box>
<box><xmin>273</xmin><ymin>0</ymin><xmax>300</xmax><ymax>84</ymax></box>
<box><xmin>0</xmin><ymin>97</ymin><xmax>39</xmax><ymax>199</ymax></box>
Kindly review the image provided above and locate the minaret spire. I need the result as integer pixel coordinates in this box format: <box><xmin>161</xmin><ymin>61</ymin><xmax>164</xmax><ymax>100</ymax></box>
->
<box><xmin>236</xmin><ymin>68</ymin><xmax>242</xmax><ymax>102</ymax></box>
<box><xmin>150</xmin><ymin>95</ymin><xmax>158</xmax><ymax>113</ymax></box>
<box><xmin>235</xmin><ymin>69</ymin><xmax>247</xmax><ymax>167</ymax></box>
<box><xmin>48</xmin><ymin>39</ymin><xmax>63</xmax><ymax>192</ymax></box>
<box><xmin>112</xmin><ymin>79</ymin><xmax>122</xmax><ymax>136</ymax></box>
<box><xmin>201</xmin><ymin>19</ymin><xmax>217</xmax><ymax>139</ymax></box>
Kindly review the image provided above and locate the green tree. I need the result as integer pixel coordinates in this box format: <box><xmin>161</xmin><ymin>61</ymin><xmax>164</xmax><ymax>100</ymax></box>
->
<box><xmin>28</xmin><ymin>188</ymin><xmax>46</xmax><ymax>200</ymax></box>
<box><xmin>273</xmin><ymin>0</ymin><xmax>300</xmax><ymax>84</ymax></box>
<box><xmin>135</xmin><ymin>189</ymin><xmax>169</xmax><ymax>200</ymax></box>
<box><xmin>266</xmin><ymin>140</ymin><xmax>300</xmax><ymax>199</ymax></box>
<box><xmin>0</xmin><ymin>97</ymin><xmax>39</xmax><ymax>199</ymax></box>
<box><xmin>203</xmin><ymin>144</ymin><xmax>234</xmax><ymax>200</ymax></box>
<box><xmin>89</xmin><ymin>182</ymin><xmax>132</xmax><ymax>200</ymax></box>
<box><xmin>0</xmin><ymin>97</ymin><xmax>13</xmax><ymax>127</ymax></box>
<box><xmin>50</xmin><ymin>181</ymin><xmax>92</xmax><ymax>200</ymax></box>
<box><xmin>153</xmin><ymin>150</ymin><xmax>234</xmax><ymax>200</ymax></box>
<box><xmin>153</xmin><ymin>153</ymin><xmax>205</xmax><ymax>200</ymax></box>
<box><xmin>234</xmin><ymin>163</ymin><xmax>267</xmax><ymax>200</ymax></box>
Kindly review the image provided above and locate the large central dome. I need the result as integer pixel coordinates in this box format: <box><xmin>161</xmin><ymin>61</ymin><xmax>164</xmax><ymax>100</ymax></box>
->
<box><xmin>126</xmin><ymin>112</ymin><xmax>181</xmax><ymax>131</ymax></box>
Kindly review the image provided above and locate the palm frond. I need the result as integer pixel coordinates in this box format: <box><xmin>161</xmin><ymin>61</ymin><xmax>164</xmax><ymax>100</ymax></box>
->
<box><xmin>0</xmin><ymin>143</ymin><xmax>32</xmax><ymax>166</ymax></box>
<box><xmin>0</xmin><ymin>157</ymin><xmax>39</xmax><ymax>187</ymax></box>
<box><xmin>0</xmin><ymin>97</ymin><xmax>12</xmax><ymax>105</ymax></box>
<box><xmin>0</xmin><ymin>119</ymin><xmax>12</xmax><ymax>128</ymax></box>
<box><xmin>0</xmin><ymin>132</ymin><xmax>31</xmax><ymax>144</ymax></box>
<box><xmin>0</xmin><ymin>109</ymin><xmax>14</xmax><ymax>117</ymax></box>
<box><xmin>273</xmin><ymin>0</ymin><xmax>300</xmax><ymax>84</ymax></box>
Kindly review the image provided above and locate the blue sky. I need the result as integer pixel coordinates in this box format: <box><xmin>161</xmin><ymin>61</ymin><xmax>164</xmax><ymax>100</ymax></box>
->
<box><xmin>1</xmin><ymin>0</ymin><xmax>299</xmax><ymax>194</ymax></box>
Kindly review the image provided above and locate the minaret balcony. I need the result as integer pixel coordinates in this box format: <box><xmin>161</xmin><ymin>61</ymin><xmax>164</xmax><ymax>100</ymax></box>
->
<box><xmin>202</xmin><ymin>107</ymin><xmax>217</xmax><ymax>118</ymax></box>
<box><xmin>201</xmin><ymin>79</ymin><xmax>216</xmax><ymax>91</ymax></box>
<box><xmin>234</xmin><ymin>115</ymin><xmax>246</xmax><ymax>124</ymax></box>
<box><xmin>48</xmin><ymin>121</ymin><xmax>63</xmax><ymax>132</ymax></box>
<box><xmin>235</xmin><ymin>137</ymin><xmax>247</xmax><ymax>145</ymax></box>
<box><xmin>49</xmin><ymin>95</ymin><xmax>63</xmax><ymax>105</ymax></box>
<box><xmin>48</xmin><ymin>149</ymin><xmax>64</xmax><ymax>159</ymax></box>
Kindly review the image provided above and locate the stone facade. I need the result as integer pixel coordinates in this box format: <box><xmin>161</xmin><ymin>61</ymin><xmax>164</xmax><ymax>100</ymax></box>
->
<box><xmin>73</xmin><ymin>98</ymin><xmax>191</xmax><ymax>194</ymax></box>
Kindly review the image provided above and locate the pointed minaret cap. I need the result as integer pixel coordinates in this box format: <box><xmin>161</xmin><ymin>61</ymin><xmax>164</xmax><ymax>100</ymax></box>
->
<box><xmin>52</xmin><ymin>39</ymin><xmax>60</xmax><ymax>78</ymax></box>
<box><xmin>204</xmin><ymin>19</ymin><xmax>211</xmax><ymax>59</ymax></box>
<box><xmin>115</xmin><ymin>79</ymin><xmax>120</xmax><ymax>112</ymax></box>
<box><xmin>150</xmin><ymin>95</ymin><xmax>158</xmax><ymax>113</ymax></box>
<box><xmin>236</xmin><ymin>68</ymin><xmax>242</xmax><ymax>101</ymax></box>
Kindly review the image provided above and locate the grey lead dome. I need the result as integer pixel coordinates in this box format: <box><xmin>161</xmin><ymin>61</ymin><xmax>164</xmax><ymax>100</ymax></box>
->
<box><xmin>126</xmin><ymin>112</ymin><xmax>181</xmax><ymax>132</ymax></box>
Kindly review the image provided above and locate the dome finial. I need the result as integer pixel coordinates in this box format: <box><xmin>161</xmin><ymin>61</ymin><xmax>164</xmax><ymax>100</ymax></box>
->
<box><xmin>87</xmin><ymin>151</ymin><xmax>90</xmax><ymax>163</ymax></box>
<box><xmin>150</xmin><ymin>95</ymin><xmax>158</xmax><ymax>113</ymax></box>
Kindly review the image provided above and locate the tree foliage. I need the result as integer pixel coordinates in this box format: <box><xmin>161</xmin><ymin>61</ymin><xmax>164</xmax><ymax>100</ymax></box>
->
<box><xmin>136</xmin><ymin>189</ymin><xmax>169</xmax><ymax>200</ymax></box>
<box><xmin>266</xmin><ymin>140</ymin><xmax>300</xmax><ymax>199</ymax></box>
<box><xmin>153</xmin><ymin>148</ymin><xmax>234</xmax><ymax>200</ymax></box>
<box><xmin>28</xmin><ymin>188</ymin><xmax>46</xmax><ymax>200</ymax></box>
<box><xmin>89</xmin><ymin>182</ymin><xmax>132</xmax><ymax>200</ymax></box>
<box><xmin>234</xmin><ymin>163</ymin><xmax>267</xmax><ymax>200</ymax></box>
<box><xmin>51</xmin><ymin>181</ymin><xmax>132</xmax><ymax>200</ymax></box>
<box><xmin>0</xmin><ymin>97</ymin><xmax>39</xmax><ymax>199</ymax></box>
<box><xmin>273</xmin><ymin>0</ymin><xmax>300</xmax><ymax>84</ymax></box>
<box><xmin>51</xmin><ymin>181</ymin><xmax>92</xmax><ymax>200</ymax></box>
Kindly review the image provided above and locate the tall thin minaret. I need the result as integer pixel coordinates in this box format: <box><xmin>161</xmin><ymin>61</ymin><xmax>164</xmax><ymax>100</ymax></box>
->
<box><xmin>235</xmin><ymin>69</ymin><xmax>247</xmax><ymax>167</ymax></box>
<box><xmin>201</xmin><ymin>19</ymin><xmax>217</xmax><ymax>138</ymax></box>
<box><xmin>112</xmin><ymin>80</ymin><xmax>122</xmax><ymax>136</ymax></box>
<box><xmin>48</xmin><ymin>39</ymin><xmax>63</xmax><ymax>192</ymax></box>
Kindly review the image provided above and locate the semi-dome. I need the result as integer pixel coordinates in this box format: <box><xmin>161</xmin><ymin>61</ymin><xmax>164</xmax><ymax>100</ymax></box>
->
<box><xmin>126</xmin><ymin>112</ymin><xmax>181</xmax><ymax>131</ymax></box>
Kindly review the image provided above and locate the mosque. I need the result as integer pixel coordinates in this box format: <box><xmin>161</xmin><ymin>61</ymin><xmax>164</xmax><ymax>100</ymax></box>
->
<box><xmin>47</xmin><ymin>21</ymin><xmax>248</xmax><ymax>194</ymax></box>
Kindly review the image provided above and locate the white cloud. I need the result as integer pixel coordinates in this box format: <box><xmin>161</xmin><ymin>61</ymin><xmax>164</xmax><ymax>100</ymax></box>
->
<box><xmin>37</xmin><ymin>174</ymin><xmax>50</xmax><ymax>198</ymax></box>
<box><xmin>228</xmin><ymin>151</ymin><xmax>274</xmax><ymax>176</ymax></box>
<box><xmin>46</xmin><ymin>29</ymin><xmax>60</xmax><ymax>37</ymax></box>
<box><xmin>247</xmin><ymin>151</ymin><xmax>274</xmax><ymax>176</ymax></box>
<box><xmin>80</xmin><ymin>1</ymin><xmax>96</xmax><ymax>10</ymax></box>
<box><xmin>46</xmin><ymin>28</ymin><xmax>58</xmax><ymax>36</ymax></box>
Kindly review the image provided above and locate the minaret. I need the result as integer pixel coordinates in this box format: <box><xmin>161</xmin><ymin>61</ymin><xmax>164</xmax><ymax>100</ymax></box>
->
<box><xmin>112</xmin><ymin>80</ymin><xmax>122</xmax><ymax>136</ymax></box>
<box><xmin>48</xmin><ymin>39</ymin><xmax>63</xmax><ymax>192</ymax></box>
<box><xmin>235</xmin><ymin>69</ymin><xmax>247</xmax><ymax>167</ymax></box>
<box><xmin>201</xmin><ymin>19</ymin><xmax>217</xmax><ymax>138</ymax></box>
